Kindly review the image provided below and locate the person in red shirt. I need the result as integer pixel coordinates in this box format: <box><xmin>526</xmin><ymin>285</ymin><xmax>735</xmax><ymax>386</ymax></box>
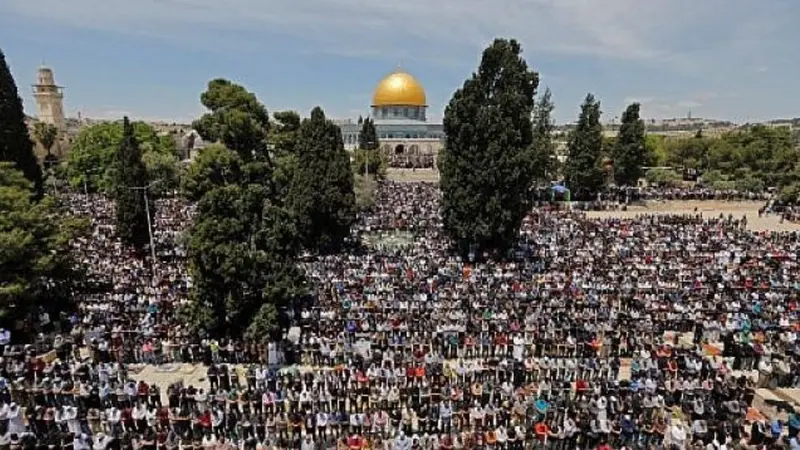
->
<box><xmin>197</xmin><ymin>409</ymin><xmax>211</xmax><ymax>429</ymax></box>
<box><xmin>347</xmin><ymin>433</ymin><xmax>363</xmax><ymax>450</ymax></box>
<box><xmin>534</xmin><ymin>421</ymin><xmax>550</xmax><ymax>442</ymax></box>
<box><xmin>596</xmin><ymin>440</ymin><xmax>613</xmax><ymax>450</ymax></box>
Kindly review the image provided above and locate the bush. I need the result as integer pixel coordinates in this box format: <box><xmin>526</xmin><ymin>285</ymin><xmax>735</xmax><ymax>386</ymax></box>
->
<box><xmin>645</xmin><ymin>168</ymin><xmax>681</xmax><ymax>187</ymax></box>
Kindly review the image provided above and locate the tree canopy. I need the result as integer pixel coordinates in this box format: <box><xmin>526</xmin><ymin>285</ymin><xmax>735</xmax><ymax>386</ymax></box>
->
<box><xmin>0</xmin><ymin>49</ymin><xmax>43</xmax><ymax>196</ymax></box>
<box><xmin>33</xmin><ymin>122</ymin><xmax>59</xmax><ymax>158</ymax></box>
<box><xmin>286</xmin><ymin>107</ymin><xmax>356</xmax><ymax>254</ymax></box>
<box><xmin>193</xmin><ymin>78</ymin><xmax>271</xmax><ymax>160</ymax></box>
<box><xmin>184</xmin><ymin>184</ymin><xmax>304</xmax><ymax>339</ymax></box>
<box><xmin>65</xmin><ymin>120</ymin><xmax>177</xmax><ymax>193</ymax></box>
<box><xmin>564</xmin><ymin>94</ymin><xmax>605</xmax><ymax>200</ymax></box>
<box><xmin>112</xmin><ymin>117</ymin><xmax>152</xmax><ymax>251</ymax></box>
<box><xmin>612</xmin><ymin>102</ymin><xmax>647</xmax><ymax>186</ymax></box>
<box><xmin>531</xmin><ymin>88</ymin><xmax>556</xmax><ymax>183</ymax></box>
<box><xmin>182</xmin><ymin>79</ymin><xmax>308</xmax><ymax>340</ymax></box>
<box><xmin>353</xmin><ymin>117</ymin><xmax>386</xmax><ymax>179</ymax></box>
<box><xmin>0</xmin><ymin>162</ymin><xmax>87</xmax><ymax>331</ymax></box>
<box><xmin>650</xmin><ymin>125</ymin><xmax>799</xmax><ymax>194</ymax></box>
<box><xmin>439</xmin><ymin>38</ymin><xmax>539</xmax><ymax>258</ymax></box>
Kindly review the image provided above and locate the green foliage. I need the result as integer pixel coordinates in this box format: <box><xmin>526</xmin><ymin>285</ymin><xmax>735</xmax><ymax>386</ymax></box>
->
<box><xmin>183</xmin><ymin>79</ymin><xmax>308</xmax><ymax>341</ymax></box>
<box><xmin>778</xmin><ymin>182</ymin><xmax>800</xmax><ymax>203</ymax></box>
<box><xmin>112</xmin><ymin>117</ymin><xmax>152</xmax><ymax>251</ymax></box>
<box><xmin>352</xmin><ymin>149</ymin><xmax>387</xmax><ymax>179</ymax></box>
<box><xmin>661</xmin><ymin>136</ymin><xmax>706</xmax><ymax>170</ymax></box>
<box><xmin>660</xmin><ymin>125</ymin><xmax>798</xmax><ymax>192</ymax></box>
<box><xmin>142</xmin><ymin>150</ymin><xmax>180</xmax><ymax>196</ymax></box>
<box><xmin>353</xmin><ymin>117</ymin><xmax>385</xmax><ymax>178</ymax></box>
<box><xmin>531</xmin><ymin>88</ymin><xmax>556</xmax><ymax>182</ymax></box>
<box><xmin>181</xmin><ymin>144</ymin><xmax>244</xmax><ymax>201</ymax></box>
<box><xmin>701</xmin><ymin>168</ymin><xmax>765</xmax><ymax>193</ymax></box>
<box><xmin>0</xmin><ymin>162</ymin><xmax>87</xmax><ymax>327</ymax></box>
<box><xmin>66</xmin><ymin>120</ymin><xmax>176</xmax><ymax>193</ymax></box>
<box><xmin>33</xmin><ymin>122</ymin><xmax>59</xmax><ymax>157</ymax></box>
<box><xmin>269</xmin><ymin>110</ymin><xmax>303</xmax><ymax>197</ymax></box>
<box><xmin>358</xmin><ymin>117</ymin><xmax>379</xmax><ymax>150</ymax></box>
<box><xmin>645</xmin><ymin>134</ymin><xmax>667</xmax><ymax>166</ymax></box>
<box><xmin>565</xmin><ymin>94</ymin><xmax>605</xmax><ymax>200</ymax></box>
<box><xmin>286</xmin><ymin>107</ymin><xmax>356</xmax><ymax>254</ymax></box>
<box><xmin>440</xmin><ymin>38</ymin><xmax>539</xmax><ymax>258</ymax></box>
<box><xmin>270</xmin><ymin>110</ymin><xmax>301</xmax><ymax>155</ymax></box>
<box><xmin>185</xmin><ymin>184</ymin><xmax>304</xmax><ymax>339</ymax></box>
<box><xmin>645</xmin><ymin>168</ymin><xmax>681</xmax><ymax>187</ymax></box>
<box><xmin>192</xmin><ymin>79</ymin><xmax>270</xmax><ymax>160</ymax></box>
<box><xmin>612</xmin><ymin>103</ymin><xmax>647</xmax><ymax>186</ymax></box>
<box><xmin>0</xmin><ymin>49</ymin><xmax>43</xmax><ymax>196</ymax></box>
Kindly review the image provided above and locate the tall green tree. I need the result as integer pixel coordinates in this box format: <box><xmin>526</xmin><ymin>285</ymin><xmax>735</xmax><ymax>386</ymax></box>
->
<box><xmin>354</xmin><ymin>117</ymin><xmax>385</xmax><ymax>178</ymax></box>
<box><xmin>287</xmin><ymin>107</ymin><xmax>356</xmax><ymax>253</ymax></box>
<box><xmin>0</xmin><ymin>49</ymin><xmax>43</xmax><ymax>196</ymax></box>
<box><xmin>0</xmin><ymin>163</ymin><xmax>87</xmax><ymax>331</ymax></box>
<box><xmin>440</xmin><ymin>38</ymin><xmax>539</xmax><ymax>258</ymax></box>
<box><xmin>270</xmin><ymin>111</ymin><xmax>302</xmax><ymax>197</ymax></box>
<box><xmin>33</xmin><ymin>122</ymin><xmax>59</xmax><ymax>158</ymax></box>
<box><xmin>112</xmin><ymin>117</ymin><xmax>151</xmax><ymax>251</ymax></box>
<box><xmin>531</xmin><ymin>87</ymin><xmax>556</xmax><ymax>182</ymax></box>
<box><xmin>183</xmin><ymin>78</ymin><xmax>307</xmax><ymax>341</ymax></box>
<box><xmin>612</xmin><ymin>102</ymin><xmax>647</xmax><ymax>186</ymax></box>
<box><xmin>565</xmin><ymin>94</ymin><xmax>605</xmax><ymax>199</ymax></box>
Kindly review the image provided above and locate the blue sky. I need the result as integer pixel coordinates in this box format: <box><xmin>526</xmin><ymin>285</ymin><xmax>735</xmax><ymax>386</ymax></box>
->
<box><xmin>0</xmin><ymin>0</ymin><xmax>796</xmax><ymax>124</ymax></box>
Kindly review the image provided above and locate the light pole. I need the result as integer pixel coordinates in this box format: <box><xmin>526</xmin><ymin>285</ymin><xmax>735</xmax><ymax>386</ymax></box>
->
<box><xmin>128</xmin><ymin>180</ymin><xmax>162</xmax><ymax>268</ymax></box>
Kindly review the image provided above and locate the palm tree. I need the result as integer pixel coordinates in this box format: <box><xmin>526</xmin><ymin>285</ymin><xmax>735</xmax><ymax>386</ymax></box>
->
<box><xmin>33</xmin><ymin>122</ymin><xmax>59</xmax><ymax>158</ymax></box>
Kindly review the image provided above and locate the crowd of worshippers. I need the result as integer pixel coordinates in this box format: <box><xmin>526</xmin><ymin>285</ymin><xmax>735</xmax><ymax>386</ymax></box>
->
<box><xmin>0</xmin><ymin>183</ymin><xmax>799</xmax><ymax>449</ymax></box>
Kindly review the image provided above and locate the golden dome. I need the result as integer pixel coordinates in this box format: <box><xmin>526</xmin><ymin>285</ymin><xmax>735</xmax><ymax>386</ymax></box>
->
<box><xmin>371</xmin><ymin>70</ymin><xmax>427</xmax><ymax>107</ymax></box>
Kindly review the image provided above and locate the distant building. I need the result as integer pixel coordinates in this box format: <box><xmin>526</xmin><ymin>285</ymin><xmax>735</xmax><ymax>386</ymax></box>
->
<box><xmin>32</xmin><ymin>67</ymin><xmax>66</xmax><ymax>134</ymax></box>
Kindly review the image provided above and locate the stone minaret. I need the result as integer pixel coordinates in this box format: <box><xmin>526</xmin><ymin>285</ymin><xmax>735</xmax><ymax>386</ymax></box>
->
<box><xmin>32</xmin><ymin>66</ymin><xmax>66</xmax><ymax>133</ymax></box>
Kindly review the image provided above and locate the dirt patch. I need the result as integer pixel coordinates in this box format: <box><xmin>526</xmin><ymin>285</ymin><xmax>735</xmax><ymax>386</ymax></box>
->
<box><xmin>586</xmin><ymin>200</ymin><xmax>800</xmax><ymax>232</ymax></box>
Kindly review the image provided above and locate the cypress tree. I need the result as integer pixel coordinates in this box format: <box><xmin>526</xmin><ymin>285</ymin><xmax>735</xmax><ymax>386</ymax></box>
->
<box><xmin>0</xmin><ymin>49</ymin><xmax>43</xmax><ymax>196</ymax></box>
<box><xmin>531</xmin><ymin>87</ymin><xmax>557</xmax><ymax>182</ymax></box>
<box><xmin>113</xmin><ymin>117</ymin><xmax>152</xmax><ymax>251</ymax></box>
<box><xmin>440</xmin><ymin>38</ymin><xmax>539</xmax><ymax>258</ymax></box>
<box><xmin>355</xmin><ymin>117</ymin><xmax>382</xmax><ymax>177</ymax></box>
<box><xmin>287</xmin><ymin>107</ymin><xmax>356</xmax><ymax>253</ymax></box>
<box><xmin>565</xmin><ymin>94</ymin><xmax>605</xmax><ymax>200</ymax></box>
<box><xmin>613</xmin><ymin>102</ymin><xmax>647</xmax><ymax>186</ymax></box>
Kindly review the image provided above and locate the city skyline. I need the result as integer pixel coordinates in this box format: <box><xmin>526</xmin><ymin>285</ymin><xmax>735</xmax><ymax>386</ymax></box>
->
<box><xmin>0</xmin><ymin>0</ymin><xmax>796</xmax><ymax>125</ymax></box>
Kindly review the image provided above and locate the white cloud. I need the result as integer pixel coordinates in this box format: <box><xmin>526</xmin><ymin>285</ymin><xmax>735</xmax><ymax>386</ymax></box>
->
<box><xmin>2</xmin><ymin>0</ymin><xmax>781</xmax><ymax>66</ymax></box>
